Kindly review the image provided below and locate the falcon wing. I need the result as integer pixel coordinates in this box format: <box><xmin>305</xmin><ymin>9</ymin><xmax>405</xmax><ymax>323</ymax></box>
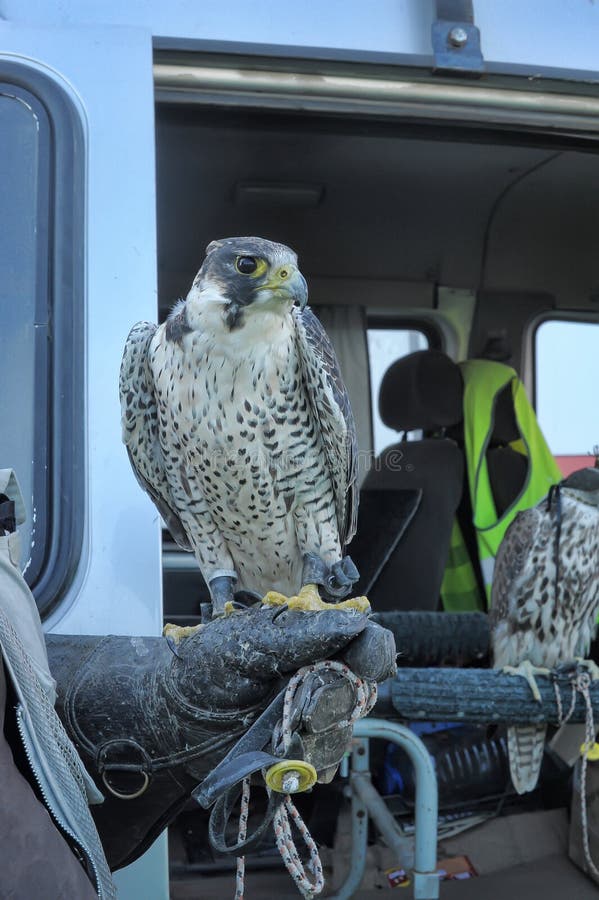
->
<box><xmin>490</xmin><ymin>506</ymin><xmax>542</xmax><ymax>627</ymax></box>
<box><xmin>119</xmin><ymin>321</ymin><xmax>192</xmax><ymax>550</ymax></box>
<box><xmin>293</xmin><ymin>306</ymin><xmax>358</xmax><ymax>548</ymax></box>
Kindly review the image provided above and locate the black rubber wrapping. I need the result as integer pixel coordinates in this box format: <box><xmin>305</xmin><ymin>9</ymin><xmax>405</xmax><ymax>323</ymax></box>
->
<box><xmin>372</xmin><ymin>611</ymin><xmax>490</xmax><ymax>667</ymax></box>
<box><xmin>388</xmin><ymin>667</ymin><xmax>599</xmax><ymax>725</ymax></box>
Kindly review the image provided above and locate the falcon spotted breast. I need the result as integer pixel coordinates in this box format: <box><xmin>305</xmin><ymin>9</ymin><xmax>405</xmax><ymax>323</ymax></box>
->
<box><xmin>490</xmin><ymin>467</ymin><xmax>599</xmax><ymax>793</ymax></box>
<box><xmin>120</xmin><ymin>237</ymin><xmax>361</xmax><ymax>619</ymax></box>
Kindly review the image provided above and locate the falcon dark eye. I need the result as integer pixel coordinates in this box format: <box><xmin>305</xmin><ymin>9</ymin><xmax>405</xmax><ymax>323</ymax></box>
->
<box><xmin>236</xmin><ymin>256</ymin><xmax>258</xmax><ymax>275</ymax></box>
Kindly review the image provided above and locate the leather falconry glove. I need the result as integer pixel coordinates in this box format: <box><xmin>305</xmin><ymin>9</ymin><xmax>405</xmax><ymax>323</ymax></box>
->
<box><xmin>47</xmin><ymin>606</ymin><xmax>396</xmax><ymax>870</ymax></box>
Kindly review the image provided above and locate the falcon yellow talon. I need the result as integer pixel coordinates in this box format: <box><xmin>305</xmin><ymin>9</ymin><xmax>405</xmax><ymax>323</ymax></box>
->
<box><xmin>337</xmin><ymin>595</ymin><xmax>371</xmax><ymax>613</ymax></box>
<box><xmin>262</xmin><ymin>584</ymin><xmax>370</xmax><ymax>614</ymax></box>
<box><xmin>262</xmin><ymin>591</ymin><xmax>291</xmax><ymax>607</ymax></box>
<box><xmin>163</xmin><ymin>622</ymin><xmax>204</xmax><ymax>643</ymax></box>
<box><xmin>223</xmin><ymin>600</ymin><xmax>242</xmax><ymax>616</ymax></box>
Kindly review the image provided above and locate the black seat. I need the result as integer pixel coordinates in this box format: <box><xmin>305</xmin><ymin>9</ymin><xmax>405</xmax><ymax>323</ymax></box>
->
<box><xmin>485</xmin><ymin>382</ymin><xmax>528</xmax><ymax>517</ymax></box>
<box><xmin>358</xmin><ymin>350</ymin><xmax>464</xmax><ymax>612</ymax></box>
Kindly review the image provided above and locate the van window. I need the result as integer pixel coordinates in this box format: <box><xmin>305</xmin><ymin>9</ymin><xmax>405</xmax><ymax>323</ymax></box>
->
<box><xmin>0</xmin><ymin>72</ymin><xmax>84</xmax><ymax>616</ymax></box>
<box><xmin>367</xmin><ymin>326</ymin><xmax>429</xmax><ymax>456</ymax></box>
<box><xmin>535</xmin><ymin>319</ymin><xmax>599</xmax><ymax>476</ymax></box>
<box><xmin>0</xmin><ymin>90</ymin><xmax>47</xmax><ymax>578</ymax></box>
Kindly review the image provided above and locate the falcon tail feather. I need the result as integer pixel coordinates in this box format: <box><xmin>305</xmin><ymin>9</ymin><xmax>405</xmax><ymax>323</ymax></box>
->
<box><xmin>507</xmin><ymin>723</ymin><xmax>546</xmax><ymax>794</ymax></box>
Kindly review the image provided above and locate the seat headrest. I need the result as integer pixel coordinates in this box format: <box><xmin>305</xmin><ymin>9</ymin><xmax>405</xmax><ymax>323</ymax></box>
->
<box><xmin>379</xmin><ymin>350</ymin><xmax>463</xmax><ymax>432</ymax></box>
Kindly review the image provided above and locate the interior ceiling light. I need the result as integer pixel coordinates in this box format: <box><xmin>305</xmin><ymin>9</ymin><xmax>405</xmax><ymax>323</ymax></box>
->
<box><xmin>234</xmin><ymin>181</ymin><xmax>325</xmax><ymax>208</ymax></box>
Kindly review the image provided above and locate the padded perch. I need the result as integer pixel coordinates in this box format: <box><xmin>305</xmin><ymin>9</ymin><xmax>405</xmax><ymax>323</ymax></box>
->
<box><xmin>385</xmin><ymin>667</ymin><xmax>599</xmax><ymax>725</ymax></box>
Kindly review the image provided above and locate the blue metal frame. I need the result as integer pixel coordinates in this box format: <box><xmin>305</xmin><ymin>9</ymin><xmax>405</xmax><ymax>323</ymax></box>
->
<box><xmin>331</xmin><ymin>718</ymin><xmax>440</xmax><ymax>900</ymax></box>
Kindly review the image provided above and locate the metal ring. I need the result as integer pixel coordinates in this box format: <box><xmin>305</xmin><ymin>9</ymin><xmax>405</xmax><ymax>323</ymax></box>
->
<box><xmin>101</xmin><ymin>769</ymin><xmax>150</xmax><ymax>801</ymax></box>
<box><xmin>325</xmin><ymin>575</ymin><xmax>347</xmax><ymax>598</ymax></box>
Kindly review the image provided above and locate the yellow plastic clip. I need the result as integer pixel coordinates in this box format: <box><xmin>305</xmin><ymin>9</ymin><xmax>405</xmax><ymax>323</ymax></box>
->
<box><xmin>580</xmin><ymin>742</ymin><xmax>599</xmax><ymax>761</ymax></box>
<box><xmin>264</xmin><ymin>760</ymin><xmax>318</xmax><ymax>794</ymax></box>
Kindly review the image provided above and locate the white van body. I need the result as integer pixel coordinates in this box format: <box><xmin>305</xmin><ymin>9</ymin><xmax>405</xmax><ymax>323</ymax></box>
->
<box><xmin>1</xmin><ymin>2</ymin><xmax>599</xmax><ymax>896</ymax></box>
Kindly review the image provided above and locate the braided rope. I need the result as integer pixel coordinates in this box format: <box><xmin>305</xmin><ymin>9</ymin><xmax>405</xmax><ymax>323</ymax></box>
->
<box><xmin>279</xmin><ymin>660</ymin><xmax>378</xmax><ymax>755</ymax></box>
<box><xmin>234</xmin><ymin>659</ymin><xmax>377</xmax><ymax>898</ymax></box>
<box><xmin>235</xmin><ymin>777</ymin><xmax>251</xmax><ymax>900</ymax></box>
<box><xmin>553</xmin><ymin>677</ymin><xmax>577</xmax><ymax>726</ymax></box>
<box><xmin>272</xmin><ymin>795</ymin><xmax>324</xmax><ymax>898</ymax></box>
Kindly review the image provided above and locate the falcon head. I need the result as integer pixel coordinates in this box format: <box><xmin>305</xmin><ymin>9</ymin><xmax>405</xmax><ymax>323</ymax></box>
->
<box><xmin>189</xmin><ymin>236</ymin><xmax>308</xmax><ymax>330</ymax></box>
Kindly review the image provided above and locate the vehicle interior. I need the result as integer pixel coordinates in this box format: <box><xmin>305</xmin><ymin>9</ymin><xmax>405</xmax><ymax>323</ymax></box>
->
<box><xmin>153</xmin><ymin>76</ymin><xmax>599</xmax><ymax>899</ymax></box>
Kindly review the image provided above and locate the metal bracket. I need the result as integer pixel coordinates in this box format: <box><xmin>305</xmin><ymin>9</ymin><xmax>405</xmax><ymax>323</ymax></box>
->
<box><xmin>432</xmin><ymin>0</ymin><xmax>484</xmax><ymax>77</ymax></box>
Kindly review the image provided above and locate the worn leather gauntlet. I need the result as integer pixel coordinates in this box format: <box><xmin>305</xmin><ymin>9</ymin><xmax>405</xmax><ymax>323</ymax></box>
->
<box><xmin>47</xmin><ymin>607</ymin><xmax>396</xmax><ymax>870</ymax></box>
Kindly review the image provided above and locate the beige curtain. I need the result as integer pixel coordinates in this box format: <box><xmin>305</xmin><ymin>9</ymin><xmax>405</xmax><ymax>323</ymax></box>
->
<box><xmin>315</xmin><ymin>306</ymin><xmax>372</xmax><ymax>486</ymax></box>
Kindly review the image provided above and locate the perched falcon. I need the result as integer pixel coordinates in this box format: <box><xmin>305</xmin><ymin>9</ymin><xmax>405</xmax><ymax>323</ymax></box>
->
<box><xmin>490</xmin><ymin>467</ymin><xmax>599</xmax><ymax>794</ymax></box>
<box><xmin>120</xmin><ymin>237</ymin><xmax>360</xmax><ymax>618</ymax></box>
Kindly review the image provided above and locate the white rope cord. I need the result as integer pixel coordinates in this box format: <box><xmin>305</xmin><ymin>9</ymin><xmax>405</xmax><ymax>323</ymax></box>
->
<box><xmin>553</xmin><ymin>676</ymin><xmax>577</xmax><ymax>726</ymax></box>
<box><xmin>272</xmin><ymin>794</ymin><xmax>324</xmax><ymax>899</ymax></box>
<box><xmin>234</xmin><ymin>778</ymin><xmax>251</xmax><ymax>900</ymax></box>
<box><xmin>553</xmin><ymin>670</ymin><xmax>599</xmax><ymax>879</ymax></box>
<box><xmin>234</xmin><ymin>660</ymin><xmax>377</xmax><ymax>899</ymax></box>
<box><xmin>279</xmin><ymin>661</ymin><xmax>379</xmax><ymax>740</ymax></box>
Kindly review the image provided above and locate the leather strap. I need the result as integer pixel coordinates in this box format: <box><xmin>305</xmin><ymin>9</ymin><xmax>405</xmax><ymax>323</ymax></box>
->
<box><xmin>208</xmin><ymin>781</ymin><xmax>282</xmax><ymax>856</ymax></box>
<box><xmin>193</xmin><ymin>687</ymin><xmax>287</xmax><ymax>807</ymax></box>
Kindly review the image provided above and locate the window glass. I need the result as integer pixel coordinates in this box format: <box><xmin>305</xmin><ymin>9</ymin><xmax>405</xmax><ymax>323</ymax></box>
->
<box><xmin>535</xmin><ymin>319</ymin><xmax>599</xmax><ymax>474</ymax></box>
<box><xmin>0</xmin><ymin>70</ymin><xmax>83</xmax><ymax>617</ymax></box>
<box><xmin>367</xmin><ymin>327</ymin><xmax>429</xmax><ymax>456</ymax></box>
<box><xmin>0</xmin><ymin>91</ymin><xmax>49</xmax><ymax>578</ymax></box>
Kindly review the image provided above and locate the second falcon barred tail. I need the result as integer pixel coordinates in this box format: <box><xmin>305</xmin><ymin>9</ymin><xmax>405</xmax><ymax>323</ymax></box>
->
<box><xmin>507</xmin><ymin>723</ymin><xmax>546</xmax><ymax>794</ymax></box>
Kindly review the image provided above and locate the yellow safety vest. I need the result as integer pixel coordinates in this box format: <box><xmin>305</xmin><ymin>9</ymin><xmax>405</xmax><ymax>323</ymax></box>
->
<box><xmin>441</xmin><ymin>360</ymin><xmax>562</xmax><ymax>612</ymax></box>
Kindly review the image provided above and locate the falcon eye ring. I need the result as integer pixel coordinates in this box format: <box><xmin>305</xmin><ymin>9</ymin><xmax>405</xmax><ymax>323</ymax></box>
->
<box><xmin>235</xmin><ymin>256</ymin><xmax>258</xmax><ymax>275</ymax></box>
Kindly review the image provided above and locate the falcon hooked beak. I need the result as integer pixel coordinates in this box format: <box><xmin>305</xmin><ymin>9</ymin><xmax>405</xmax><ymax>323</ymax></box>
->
<box><xmin>255</xmin><ymin>264</ymin><xmax>308</xmax><ymax>310</ymax></box>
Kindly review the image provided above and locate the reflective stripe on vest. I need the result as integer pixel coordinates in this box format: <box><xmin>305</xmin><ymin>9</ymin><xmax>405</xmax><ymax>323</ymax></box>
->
<box><xmin>441</xmin><ymin>360</ymin><xmax>562</xmax><ymax>611</ymax></box>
